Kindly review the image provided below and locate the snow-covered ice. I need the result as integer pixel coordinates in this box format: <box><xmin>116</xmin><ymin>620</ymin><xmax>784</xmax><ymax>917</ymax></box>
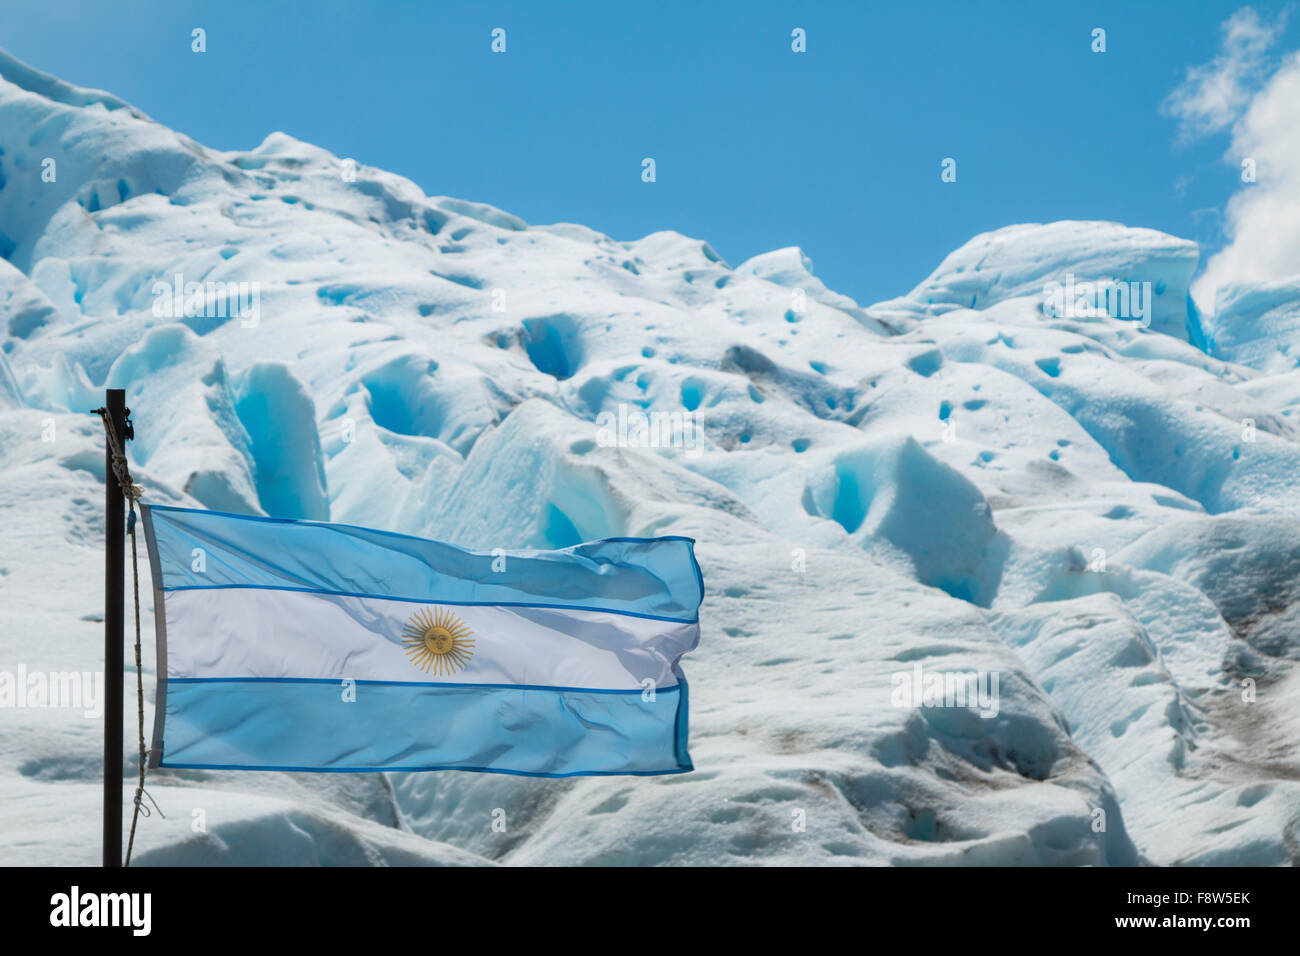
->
<box><xmin>1</xmin><ymin>49</ymin><xmax>1298</xmax><ymax>866</ymax></box>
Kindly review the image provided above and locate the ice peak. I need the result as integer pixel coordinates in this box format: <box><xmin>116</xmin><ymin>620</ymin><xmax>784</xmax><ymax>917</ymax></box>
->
<box><xmin>0</xmin><ymin>47</ymin><xmax>139</xmax><ymax>115</ymax></box>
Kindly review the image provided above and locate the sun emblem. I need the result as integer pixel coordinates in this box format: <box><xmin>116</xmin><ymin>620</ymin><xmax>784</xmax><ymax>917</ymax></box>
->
<box><xmin>401</xmin><ymin>607</ymin><xmax>475</xmax><ymax>676</ymax></box>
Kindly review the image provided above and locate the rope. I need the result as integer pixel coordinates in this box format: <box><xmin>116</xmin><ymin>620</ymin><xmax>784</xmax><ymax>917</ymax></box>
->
<box><xmin>94</xmin><ymin>407</ymin><xmax>143</xmax><ymax>504</ymax></box>
<box><xmin>93</xmin><ymin>406</ymin><xmax>156</xmax><ymax>867</ymax></box>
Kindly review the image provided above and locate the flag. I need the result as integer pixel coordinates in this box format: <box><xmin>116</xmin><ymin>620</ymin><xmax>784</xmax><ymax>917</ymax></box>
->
<box><xmin>140</xmin><ymin>505</ymin><xmax>702</xmax><ymax>777</ymax></box>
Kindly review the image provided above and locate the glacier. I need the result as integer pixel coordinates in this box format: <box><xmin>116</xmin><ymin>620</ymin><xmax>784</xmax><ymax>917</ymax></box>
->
<box><xmin>1</xmin><ymin>48</ymin><xmax>1298</xmax><ymax>866</ymax></box>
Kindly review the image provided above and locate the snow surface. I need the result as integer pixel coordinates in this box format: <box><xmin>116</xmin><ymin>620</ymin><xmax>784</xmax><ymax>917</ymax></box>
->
<box><xmin>1</xmin><ymin>49</ymin><xmax>1298</xmax><ymax>866</ymax></box>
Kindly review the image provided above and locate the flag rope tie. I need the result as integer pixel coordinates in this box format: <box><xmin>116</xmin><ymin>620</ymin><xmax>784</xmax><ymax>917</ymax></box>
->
<box><xmin>93</xmin><ymin>406</ymin><xmax>154</xmax><ymax>867</ymax></box>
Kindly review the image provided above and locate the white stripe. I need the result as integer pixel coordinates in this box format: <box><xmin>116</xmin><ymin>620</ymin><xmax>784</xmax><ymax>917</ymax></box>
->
<box><xmin>165</xmin><ymin>588</ymin><xmax>697</xmax><ymax>690</ymax></box>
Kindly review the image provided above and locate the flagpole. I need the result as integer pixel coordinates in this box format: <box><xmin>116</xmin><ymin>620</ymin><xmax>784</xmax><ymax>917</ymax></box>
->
<box><xmin>103</xmin><ymin>388</ymin><xmax>127</xmax><ymax>868</ymax></box>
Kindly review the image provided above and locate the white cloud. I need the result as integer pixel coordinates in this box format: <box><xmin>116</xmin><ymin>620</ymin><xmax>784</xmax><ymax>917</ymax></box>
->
<box><xmin>1194</xmin><ymin>51</ymin><xmax>1300</xmax><ymax>309</ymax></box>
<box><xmin>1162</xmin><ymin>6</ymin><xmax>1289</xmax><ymax>141</ymax></box>
<box><xmin>1169</xmin><ymin>7</ymin><xmax>1300</xmax><ymax>312</ymax></box>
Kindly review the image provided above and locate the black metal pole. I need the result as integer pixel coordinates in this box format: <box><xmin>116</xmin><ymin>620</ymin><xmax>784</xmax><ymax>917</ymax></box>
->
<box><xmin>103</xmin><ymin>388</ymin><xmax>126</xmax><ymax>868</ymax></box>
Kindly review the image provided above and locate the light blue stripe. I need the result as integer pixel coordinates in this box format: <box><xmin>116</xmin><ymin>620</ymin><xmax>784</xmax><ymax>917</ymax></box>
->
<box><xmin>160</xmin><ymin>762</ymin><xmax>691</xmax><ymax>778</ymax></box>
<box><xmin>160</xmin><ymin>583</ymin><xmax>696</xmax><ymax>624</ymax></box>
<box><xmin>158</xmin><ymin>679</ymin><xmax>691</xmax><ymax>776</ymax></box>
<box><xmin>144</xmin><ymin>505</ymin><xmax>704</xmax><ymax>623</ymax></box>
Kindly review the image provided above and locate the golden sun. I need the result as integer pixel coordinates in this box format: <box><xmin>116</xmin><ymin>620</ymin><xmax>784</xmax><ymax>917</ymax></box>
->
<box><xmin>401</xmin><ymin>607</ymin><xmax>475</xmax><ymax>676</ymax></box>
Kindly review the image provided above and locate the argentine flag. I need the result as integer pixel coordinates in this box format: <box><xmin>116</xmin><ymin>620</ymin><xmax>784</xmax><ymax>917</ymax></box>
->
<box><xmin>140</xmin><ymin>505</ymin><xmax>702</xmax><ymax>777</ymax></box>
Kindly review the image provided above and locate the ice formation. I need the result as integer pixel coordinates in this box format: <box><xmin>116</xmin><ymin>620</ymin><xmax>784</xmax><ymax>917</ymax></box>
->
<box><xmin>2</xmin><ymin>49</ymin><xmax>1298</xmax><ymax>865</ymax></box>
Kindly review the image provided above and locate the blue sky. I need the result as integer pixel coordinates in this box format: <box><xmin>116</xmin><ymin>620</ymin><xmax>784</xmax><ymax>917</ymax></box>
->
<box><xmin>2</xmin><ymin>0</ymin><xmax>1295</xmax><ymax>307</ymax></box>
